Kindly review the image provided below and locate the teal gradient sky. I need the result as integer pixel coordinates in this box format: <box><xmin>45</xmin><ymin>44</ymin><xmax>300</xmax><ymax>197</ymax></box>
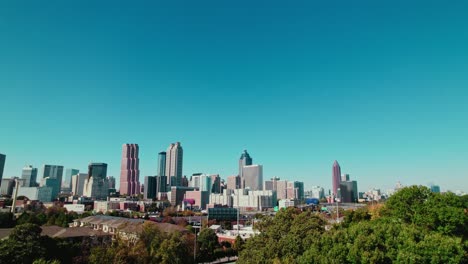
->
<box><xmin>1</xmin><ymin>1</ymin><xmax>467</xmax><ymax>193</ymax></box>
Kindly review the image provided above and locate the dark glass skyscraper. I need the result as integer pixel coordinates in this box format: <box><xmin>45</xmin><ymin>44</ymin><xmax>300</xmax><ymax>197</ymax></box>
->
<box><xmin>88</xmin><ymin>163</ymin><xmax>107</xmax><ymax>180</ymax></box>
<box><xmin>144</xmin><ymin>176</ymin><xmax>157</xmax><ymax>200</ymax></box>
<box><xmin>339</xmin><ymin>181</ymin><xmax>358</xmax><ymax>203</ymax></box>
<box><xmin>158</xmin><ymin>152</ymin><xmax>166</xmax><ymax>177</ymax></box>
<box><xmin>85</xmin><ymin>163</ymin><xmax>109</xmax><ymax>200</ymax></box>
<box><xmin>0</xmin><ymin>154</ymin><xmax>5</xmax><ymax>183</ymax></box>
<box><xmin>42</xmin><ymin>165</ymin><xmax>64</xmax><ymax>199</ymax></box>
<box><xmin>239</xmin><ymin>150</ymin><xmax>253</xmax><ymax>178</ymax></box>
<box><xmin>332</xmin><ymin>160</ymin><xmax>341</xmax><ymax>196</ymax></box>
<box><xmin>120</xmin><ymin>144</ymin><xmax>140</xmax><ymax>195</ymax></box>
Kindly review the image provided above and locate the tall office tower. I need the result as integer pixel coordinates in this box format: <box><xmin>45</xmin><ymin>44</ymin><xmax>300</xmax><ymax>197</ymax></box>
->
<box><xmin>144</xmin><ymin>176</ymin><xmax>157</xmax><ymax>200</ymax></box>
<box><xmin>339</xmin><ymin>181</ymin><xmax>358</xmax><ymax>203</ymax></box>
<box><xmin>84</xmin><ymin>163</ymin><xmax>109</xmax><ymax>200</ymax></box>
<box><xmin>63</xmin><ymin>169</ymin><xmax>79</xmax><ymax>191</ymax></box>
<box><xmin>22</xmin><ymin>165</ymin><xmax>38</xmax><ymax>187</ymax></box>
<box><xmin>156</xmin><ymin>175</ymin><xmax>167</xmax><ymax>192</ymax></box>
<box><xmin>1</xmin><ymin>178</ymin><xmax>15</xmax><ymax>196</ymax></box>
<box><xmin>239</xmin><ymin>150</ymin><xmax>252</xmax><ymax>178</ymax></box>
<box><xmin>210</xmin><ymin>174</ymin><xmax>221</xmax><ymax>193</ymax></box>
<box><xmin>120</xmin><ymin>144</ymin><xmax>141</xmax><ymax>196</ymax></box>
<box><xmin>264</xmin><ymin>177</ymin><xmax>289</xmax><ymax>200</ymax></box>
<box><xmin>332</xmin><ymin>160</ymin><xmax>341</xmax><ymax>196</ymax></box>
<box><xmin>341</xmin><ymin>174</ymin><xmax>350</xmax><ymax>182</ymax></box>
<box><xmin>0</xmin><ymin>154</ymin><xmax>5</xmax><ymax>183</ymax></box>
<box><xmin>72</xmin><ymin>173</ymin><xmax>87</xmax><ymax>196</ymax></box>
<box><xmin>242</xmin><ymin>165</ymin><xmax>263</xmax><ymax>191</ymax></box>
<box><xmin>227</xmin><ymin>175</ymin><xmax>240</xmax><ymax>190</ymax></box>
<box><xmin>294</xmin><ymin>181</ymin><xmax>305</xmax><ymax>201</ymax></box>
<box><xmin>430</xmin><ymin>185</ymin><xmax>441</xmax><ymax>193</ymax></box>
<box><xmin>157</xmin><ymin>152</ymin><xmax>166</xmax><ymax>176</ymax></box>
<box><xmin>199</xmin><ymin>175</ymin><xmax>212</xmax><ymax>193</ymax></box>
<box><xmin>42</xmin><ymin>177</ymin><xmax>59</xmax><ymax>199</ymax></box>
<box><xmin>165</xmin><ymin>142</ymin><xmax>183</xmax><ymax>187</ymax></box>
<box><xmin>190</xmin><ymin>173</ymin><xmax>202</xmax><ymax>188</ymax></box>
<box><xmin>308</xmin><ymin>186</ymin><xmax>325</xmax><ymax>199</ymax></box>
<box><xmin>107</xmin><ymin>176</ymin><xmax>116</xmax><ymax>189</ymax></box>
<box><xmin>42</xmin><ymin>165</ymin><xmax>64</xmax><ymax>199</ymax></box>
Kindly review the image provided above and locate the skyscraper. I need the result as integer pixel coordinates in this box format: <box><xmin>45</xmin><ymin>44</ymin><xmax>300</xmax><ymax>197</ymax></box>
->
<box><xmin>242</xmin><ymin>165</ymin><xmax>263</xmax><ymax>191</ymax></box>
<box><xmin>165</xmin><ymin>142</ymin><xmax>183</xmax><ymax>187</ymax></box>
<box><xmin>158</xmin><ymin>152</ymin><xmax>166</xmax><ymax>177</ymax></box>
<box><xmin>107</xmin><ymin>176</ymin><xmax>116</xmax><ymax>189</ymax></box>
<box><xmin>144</xmin><ymin>176</ymin><xmax>157</xmax><ymax>200</ymax></box>
<box><xmin>339</xmin><ymin>181</ymin><xmax>358</xmax><ymax>203</ymax></box>
<box><xmin>239</xmin><ymin>150</ymin><xmax>252</xmax><ymax>178</ymax></box>
<box><xmin>42</xmin><ymin>177</ymin><xmax>59</xmax><ymax>200</ymax></box>
<box><xmin>42</xmin><ymin>165</ymin><xmax>64</xmax><ymax>199</ymax></box>
<box><xmin>0</xmin><ymin>154</ymin><xmax>5</xmax><ymax>184</ymax></box>
<box><xmin>84</xmin><ymin>163</ymin><xmax>109</xmax><ymax>200</ymax></box>
<box><xmin>63</xmin><ymin>168</ymin><xmax>79</xmax><ymax>192</ymax></box>
<box><xmin>156</xmin><ymin>175</ymin><xmax>167</xmax><ymax>193</ymax></box>
<box><xmin>72</xmin><ymin>173</ymin><xmax>87</xmax><ymax>196</ymax></box>
<box><xmin>294</xmin><ymin>181</ymin><xmax>305</xmax><ymax>201</ymax></box>
<box><xmin>22</xmin><ymin>165</ymin><xmax>38</xmax><ymax>187</ymax></box>
<box><xmin>226</xmin><ymin>175</ymin><xmax>240</xmax><ymax>190</ymax></box>
<box><xmin>332</xmin><ymin>160</ymin><xmax>341</xmax><ymax>196</ymax></box>
<box><xmin>120</xmin><ymin>144</ymin><xmax>141</xmax><ymax>196</ymax></box>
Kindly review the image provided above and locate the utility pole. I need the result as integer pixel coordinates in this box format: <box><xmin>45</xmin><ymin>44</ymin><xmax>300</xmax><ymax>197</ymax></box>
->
<box><xmin>336</xmin><ymin>188</ymin><xmax>340</xmax><ymax>224</ymax></box>
<box><xmin>194</xmin><ymin>229</ymin><xmax>197</xmax><ymax>262</ymax></box>
<box><xmin>237</xmin><ymin>189</ymin><xmax>240</xmax><ymax>234</ymax></box>
<box><xmin>11</xmin><ymin>179</ymin><xmax>20</xmax><ymax>215</ymax></box>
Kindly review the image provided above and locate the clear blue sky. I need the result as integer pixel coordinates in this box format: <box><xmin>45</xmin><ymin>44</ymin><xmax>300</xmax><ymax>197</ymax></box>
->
<box><xmin>1</xmin><ymin>1</ymin><xmax>467</xmax><ymax>193</ymax></box>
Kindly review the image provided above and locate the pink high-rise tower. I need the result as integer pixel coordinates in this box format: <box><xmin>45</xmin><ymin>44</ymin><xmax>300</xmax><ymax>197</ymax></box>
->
<box><xmin>120</xmin><ymin>144</ymin><xmax>140</xmax><ymax>196</ymax></box>
<box><xmin>332</xmin><ymin>160</ymin><xmax>341</xmax><ymax>196</ymax></box>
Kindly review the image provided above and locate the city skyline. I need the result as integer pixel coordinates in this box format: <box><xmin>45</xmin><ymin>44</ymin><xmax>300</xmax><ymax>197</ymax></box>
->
<box><xmin>1</xmin><ymin>2</ymin><xmax>467</xmax><ymax>193</ymax></box>
<box><xmin>0</xmin><ymin>144</ymin><xmax>463</xmax><ymax>194</ymax></box>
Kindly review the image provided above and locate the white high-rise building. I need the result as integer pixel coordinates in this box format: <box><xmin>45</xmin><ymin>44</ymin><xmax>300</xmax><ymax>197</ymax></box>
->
<box><xmin>308</xmin><ymin>186</ymin><xmax>325</xmax><ymax>199</ymax></box>
<box><xmin>209</xmin><ymin>189</ymin><xmax>276</xmax><ymax>211</ymax></box>
<box><xmin>165</xmin><ymin>142</ymin><xmax>183</xmax><ymax>186</ymax></box>
<box><xmin>72</xmin><ymin>173</ymin><xmax>87</xmax><ymax>196</ymax></box>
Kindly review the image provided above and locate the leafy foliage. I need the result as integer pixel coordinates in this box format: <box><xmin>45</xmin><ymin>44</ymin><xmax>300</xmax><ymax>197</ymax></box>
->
<box><xmin>197</xmin><ymin>228</ymin><xmax>220</xmax><ymax>262</ymax></box>
<box><xmin>238</xmin><ymin>186</ymin><xmax>468</xmax><ymax>264</ymax></box>
<box><xmin>88</xmin><ymin>223</ymin><xmax>195</xmax><ymax>264</ymax></box>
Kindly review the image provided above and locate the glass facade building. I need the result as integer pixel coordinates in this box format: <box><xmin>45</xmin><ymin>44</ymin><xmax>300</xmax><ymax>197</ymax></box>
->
<box><xmin>0</xmin><ymin>154</ymin><xmax>5</xmax><ymax>183</ymax></box>
<box><xmin>22</xmin><ymin>165</ymin><xmax>38</xmax><ymax>187</ymax></box>
<box><xmin>157</xmin><ymin>152</ymin><xmax>166</xmax><ymax>177</ymax></box>
<box><xmin>84</xmin><ymin>163</ymin><xmax>109</xmax><ymax>200</ymax></box>
<box><xmin>42</xmin><ymin>165</ymin><xmax>64</xmax><ymax>199</ymax></box>
<box><xmin>144</xmin><ymin>176</ymin><xmax>157</xmax><ymax>200</ymax></box>
<box><xmin>63</xmin><ymin>168</ymin><xmax>79</xmax><ymax>191</ymax></box>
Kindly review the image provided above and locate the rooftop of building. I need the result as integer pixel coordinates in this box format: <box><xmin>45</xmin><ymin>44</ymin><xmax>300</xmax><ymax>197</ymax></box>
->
<box><xmin>74</xmin><ymin>215</ymin><xmax>188</xmax><ymax>234</ymax></box>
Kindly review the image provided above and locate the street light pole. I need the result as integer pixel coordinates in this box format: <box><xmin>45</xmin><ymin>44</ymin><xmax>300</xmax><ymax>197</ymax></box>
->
<box><xmin>336</xmin><ymin>188</ymin><xmax>340</xmax><ymax>224</ymax></box>
<box><xmin>194</xmin><ymin>229</ymin><xmax>197</xmax><ymax>262</ymax></box>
